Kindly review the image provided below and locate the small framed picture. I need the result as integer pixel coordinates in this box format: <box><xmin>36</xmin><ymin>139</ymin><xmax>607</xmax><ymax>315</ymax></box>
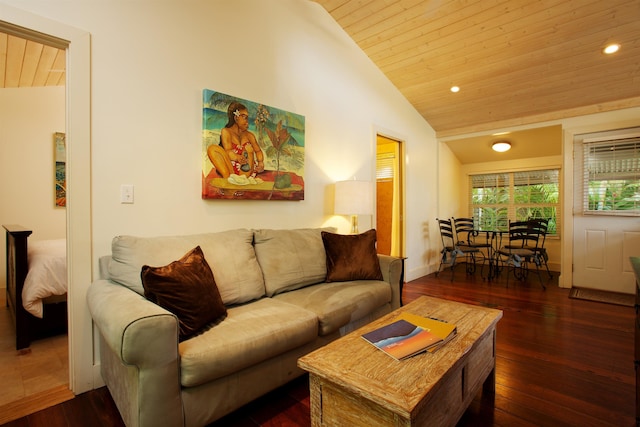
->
<box><xmin>54</xmin><ymin>132</ymin><xmax>66</xmax><ymax>207</ymax></box>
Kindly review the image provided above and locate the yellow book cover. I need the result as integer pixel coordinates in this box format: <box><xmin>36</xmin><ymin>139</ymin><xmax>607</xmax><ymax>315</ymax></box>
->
<box><xmin>362</xmin><ymin>319</ymin><xmax>443</xmax><ymax>360</ymax></box>
<box><xmin>398</xmin><ymin>312</ymin><xmax>457</xmax><ymax>352</ymax></box>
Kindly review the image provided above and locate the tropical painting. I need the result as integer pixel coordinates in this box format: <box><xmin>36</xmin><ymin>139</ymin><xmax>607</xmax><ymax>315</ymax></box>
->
<box><xmin>54</xmin><ymin>132</ymin><xmax>66</xmax><ymax>207</ymax></box>
<box><xmin>202</xmin><ymin>89</ymin><xmax>305</xmax><ymax>200</ymax></box>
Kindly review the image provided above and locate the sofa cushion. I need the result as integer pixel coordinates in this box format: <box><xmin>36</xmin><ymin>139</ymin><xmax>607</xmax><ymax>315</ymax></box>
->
<box><xmin>254</xmin><ymin>228</ymin><xmax>335</xmax><ymax>296</ymax></box>
<box><xmin>273</xmin><ymin>280</ymin><xmax>391</xmax><ymax>336</ymax></box>
<box><xmin>178</xmin><ymin>298</ymin><xmax>318</xmax><ymax>387</ymax></box>
<box><xmin>141</xmin><ymin>246</ymin><xmax>227</xmax><ymax>341</ymax></box>
<box><xmin>322</xmin><ymin>229</ymin><xmax>383</xmax><ymax>282</ymax></box>
<box><xmin>108</xmin><ymin>229</ymin><xmax>264</xmax><ymax>305</ymax></box>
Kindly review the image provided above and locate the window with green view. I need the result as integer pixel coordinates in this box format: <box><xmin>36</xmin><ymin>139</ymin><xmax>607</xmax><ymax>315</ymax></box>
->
<box><xmin>469</xmin><ymin>170</ymin><xmax>559</xmax><ymax>234</ymax></box>
<box><xmin>583</xmin><ymin>138</ymin><xmax>640</xmax><ymax>215</ymax></box>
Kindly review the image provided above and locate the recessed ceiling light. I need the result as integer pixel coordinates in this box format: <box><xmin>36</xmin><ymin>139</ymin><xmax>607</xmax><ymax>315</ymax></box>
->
<box><xmin>603</xmin><ymin>43</ymin><xmax>620</xmax><ymax>54</ymax></box>
<box><xmin>450</xmin><ymin>86</ymin><xmax>460</xmax><ymax>93</ymax></box>
<box><xmin>492</xmin><ymin>140</ymin><xmax>511</xmax><ymax>152</ymax></box>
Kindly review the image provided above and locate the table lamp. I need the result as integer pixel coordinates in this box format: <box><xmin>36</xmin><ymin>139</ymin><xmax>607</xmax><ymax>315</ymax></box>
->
<box><xmin>334</xmin><ymin>180</ymin><xmax>373</xmax><ymax>234</ymax></box>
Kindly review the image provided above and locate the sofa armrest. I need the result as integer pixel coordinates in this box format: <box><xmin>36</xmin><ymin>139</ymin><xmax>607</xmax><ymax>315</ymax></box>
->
<box><xmin>377</xmin><ymin>254</ymin><xmax>403</xmax><ymax>309</ymax></box>
<box><xmin>87</xmin><ymin>279</ymin><xmax>183</xmax><ymax>427</ymax></box>
<box><xmin>87</xmin><ymin>279</ymin><xmax>179</xmax><ymax>366</ymax></box>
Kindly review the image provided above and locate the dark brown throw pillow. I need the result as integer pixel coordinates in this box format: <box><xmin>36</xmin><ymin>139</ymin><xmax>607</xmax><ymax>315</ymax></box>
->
<box><xmin>141</xmin><ymin>246</ymin><xmax>227</xmax><ymax>341</ymax></box>
<box><xmin>321</xmin><ymin>229</ymin><xmax>383</xmax><ymax>282</ymax></box>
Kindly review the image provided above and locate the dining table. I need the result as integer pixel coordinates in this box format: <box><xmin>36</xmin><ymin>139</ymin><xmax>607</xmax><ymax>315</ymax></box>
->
<box><xmin>472</xmin><ymin>228</ymin><xmax>508</xmax><ymax>281</ymax></box>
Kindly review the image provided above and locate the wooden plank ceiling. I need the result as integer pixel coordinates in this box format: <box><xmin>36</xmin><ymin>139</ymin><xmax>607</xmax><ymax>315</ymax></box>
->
<box><xmin>313</xmin><ymin>0</ymin><xmax>640</xmax><ymax>137</ymax></box>
<box><xmin>0</xmin><ymin>32</ymin><xmax>65</xmax><ymax>89</ymax></box>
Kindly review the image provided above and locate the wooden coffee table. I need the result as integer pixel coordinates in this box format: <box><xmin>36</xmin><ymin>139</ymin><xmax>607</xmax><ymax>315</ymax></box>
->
<box><xmin>298</xmin><ymin>296</ymin><xmax>503</xmax><ymax>426</ymax></box>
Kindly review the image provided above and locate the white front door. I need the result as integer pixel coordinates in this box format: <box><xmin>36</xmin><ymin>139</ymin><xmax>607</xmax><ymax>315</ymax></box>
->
<box><xmin>573</xmin><ymin>129</ymin><xmax>640</xmax><ymax>294</ymax></box>
<box><xmin>573</xmin><ymin>214</ymin><xmax>640</xmax><ymax>293</ymax></box>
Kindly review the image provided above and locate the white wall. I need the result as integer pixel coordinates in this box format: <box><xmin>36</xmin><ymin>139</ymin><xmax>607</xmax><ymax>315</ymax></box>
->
<box><xmin>438</xmin><ymin>141</ymin><xmax>463</xmax><ymax>218</ymax></box>
<box><xmin>0</xmin><ymin>0</ymin><xmax>439</xmax><ymax>391</ymax></box>
<box><xmin>0</xmin><ymin>0</ymin><xmax>439</xmax><ymax>277</ymax></box>
<box><xmin>0</xmin><ymin>86</ymin><xmax>66</xmax><ymax>288</ymax></box>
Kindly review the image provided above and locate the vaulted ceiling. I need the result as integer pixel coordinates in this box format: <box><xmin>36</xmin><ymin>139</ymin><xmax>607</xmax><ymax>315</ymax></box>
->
<box><xmin>313</xmin><ymin>0</ymin><xmax>640</xmax><ymax>138</ymax></box>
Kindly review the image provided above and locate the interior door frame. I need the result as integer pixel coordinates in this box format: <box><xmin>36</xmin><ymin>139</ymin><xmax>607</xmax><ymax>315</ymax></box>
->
<box><xmin>0</xmin><ymin>5</ymin><xmax>94</xmax><ymax>394</ymax></box>
<box><xmin>374</xmin><ymin>128</ymin><xmax>405</xmax><ymax>258</ymax></box>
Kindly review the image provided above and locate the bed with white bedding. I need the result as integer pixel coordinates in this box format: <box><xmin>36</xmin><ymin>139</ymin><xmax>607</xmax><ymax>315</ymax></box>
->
<box><xmin>22</xmin><ymin>238</ymin><xmax>67</xmax><ymax>318</ymax></box>
<box><xmin>3</xmin><ymin>224</ymin><xmax>68</xmax><ymax>350</ymax></box>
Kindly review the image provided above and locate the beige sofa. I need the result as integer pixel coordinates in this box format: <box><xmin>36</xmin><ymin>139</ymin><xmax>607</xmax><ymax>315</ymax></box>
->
<box><xmin>87</xmin><ymin>228</ymin><xmax>403</xmax><ymax>427</ymax></box>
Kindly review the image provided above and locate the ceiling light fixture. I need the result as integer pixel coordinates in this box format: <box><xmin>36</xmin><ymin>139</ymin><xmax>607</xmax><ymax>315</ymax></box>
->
<box><xmin>603</xmin><ymin>43</ymin><xmax>620</xmax><ymax>55</ymax></box>
<box><xmin>492</xmin><ymin>140</ymin><xmax>511</xmax><ymax>152</ymax></box>
<box><xmin>450</xmin><ymin>86</ymin><xmax>460</xmax><ymax>93</ymax></box>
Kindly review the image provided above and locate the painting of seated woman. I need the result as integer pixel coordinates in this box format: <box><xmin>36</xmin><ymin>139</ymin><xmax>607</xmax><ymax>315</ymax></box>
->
<box><xmin>202</xmin><ymin>89</ymin><xmax>305</xmax><ymax>200</ymax></box>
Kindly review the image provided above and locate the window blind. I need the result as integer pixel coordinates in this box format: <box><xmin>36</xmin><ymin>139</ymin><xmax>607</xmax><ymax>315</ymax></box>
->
<box><xmin>582</xmin><ymin>136</ymin><xmax>640</xmax><ymax>215</ymax></box>
<box><xmin>376</xmin><ymin>152</ymin><xmax>395</xmax><ymax>181</ymax></box>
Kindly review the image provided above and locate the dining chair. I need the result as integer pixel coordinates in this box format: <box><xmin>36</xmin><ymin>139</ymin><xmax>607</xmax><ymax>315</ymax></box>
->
<box><xmin>452</xmin><ymin>217</ymin><xmax>490</xmax><ymax>278</ymax></box>
<box><xmin>436</xmin><ymin>218</ymin><xmax>481</xmax><ymax>281</ymax></box>
<box><xmin>527</xmin><ymin>218</ymin><xmax>553</xmax><ymax>279</ymax></box>
<box><xmin>496</xmin><ymin>220</ymin><xmax>546</xmax><ymax>289</ymax></box>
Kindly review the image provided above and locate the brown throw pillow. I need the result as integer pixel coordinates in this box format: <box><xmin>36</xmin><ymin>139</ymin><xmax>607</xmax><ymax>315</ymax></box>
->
<box><xmin>141</xmin><ymin>246</ymin><xmax>227</xmax><ymax>340</ymax></box>
<box><xmin>321</xmin><ymin>229</ymin><xmax>383</xmax><ymax>282</ymax></box>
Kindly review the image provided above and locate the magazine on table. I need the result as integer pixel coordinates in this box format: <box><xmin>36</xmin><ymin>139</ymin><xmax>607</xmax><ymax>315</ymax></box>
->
<box><xmin>398</xmin><ymin>312</ymin><xmax>457</xmax><ymax>353</ymax></box>
<box><xmin>362</xmin><ymin>313</ymin><xmax>457</xmax><ymax>360</ymax></box>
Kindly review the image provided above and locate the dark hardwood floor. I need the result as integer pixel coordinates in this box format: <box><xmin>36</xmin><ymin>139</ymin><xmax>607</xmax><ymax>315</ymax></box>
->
<box><xmin>4</xmin><ymin>269</ymin><xmax>635</xmax><ymax>427</ymax></box>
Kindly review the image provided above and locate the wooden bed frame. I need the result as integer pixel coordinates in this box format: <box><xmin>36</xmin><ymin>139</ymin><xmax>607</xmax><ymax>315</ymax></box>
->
<box><xmin>4</xmin><ymin>224</ymin><xmax>68</xmax><ymax>351</ymax></box>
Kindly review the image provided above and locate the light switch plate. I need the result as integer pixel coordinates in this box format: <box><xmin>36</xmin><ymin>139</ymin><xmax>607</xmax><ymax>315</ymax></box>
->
<box><xmin>120</xmin><ymin>184</ymin><xmax>134</xmax><ymax>204</ymax></box>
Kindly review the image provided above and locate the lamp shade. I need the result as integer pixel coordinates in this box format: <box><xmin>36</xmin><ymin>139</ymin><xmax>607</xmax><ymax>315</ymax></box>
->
<box><xmin>334</xmin><ymin>180</ymin><xmax>373</xmax><ymax>215</ymax></box>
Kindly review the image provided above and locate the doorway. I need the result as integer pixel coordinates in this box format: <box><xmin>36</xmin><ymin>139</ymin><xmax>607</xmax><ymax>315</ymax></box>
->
<box><xmin>376</xmin><ymin>134</ymin><xmax>404</xmax><ymax>257</ymax></box>
<box><xmin>573</xmin><ymin>127</ymin><xmax>640</xmax><ymax>294</ymax></box>
<box><xmin>0</xmin><ymin>4</ymin><xmax>94</xmax><ymax>397</ymax></box>
<box><xmin>0</xmin><ymin>22</ymin><xmax>69</xmax><ymax>415</ymax></box>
